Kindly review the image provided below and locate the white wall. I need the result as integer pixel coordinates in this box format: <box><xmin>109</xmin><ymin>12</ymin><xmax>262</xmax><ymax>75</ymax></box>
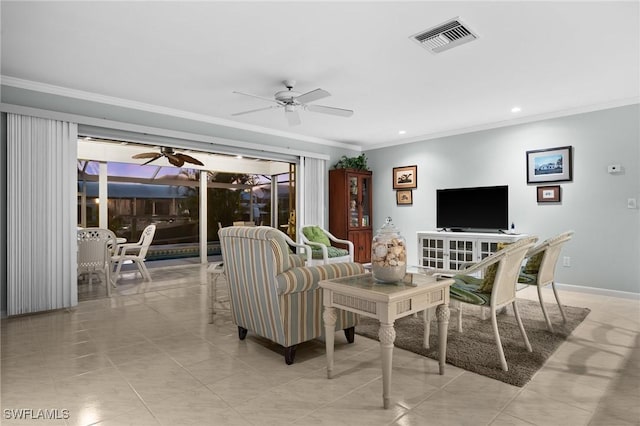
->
<box><xmin>365</xmin><ymin>105</ymin><xmax>639</xmax><ymax>294</ymax></box>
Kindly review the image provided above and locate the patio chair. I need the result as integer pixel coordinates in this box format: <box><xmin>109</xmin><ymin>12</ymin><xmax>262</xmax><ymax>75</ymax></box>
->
<box><xmin>518</xmin><ymin>231</ymin><xmax>574</xmax><ymax>332</ymax></box>
<box><xmin>111</xmin><ymin>224</ymin><xmax>156</xmax><ymax>284</ymax></box>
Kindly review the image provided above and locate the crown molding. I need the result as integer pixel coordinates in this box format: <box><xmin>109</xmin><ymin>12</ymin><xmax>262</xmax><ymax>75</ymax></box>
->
<box><xmin>366</xmin><ymin>97</ymin><xmax>640</xmax><ymax>151</ymax></box>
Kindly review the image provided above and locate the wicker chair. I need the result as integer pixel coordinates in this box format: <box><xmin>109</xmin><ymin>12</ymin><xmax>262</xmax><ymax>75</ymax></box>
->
<box><xmin>518</xmin><ymin>231</ymin><xmax>574</xmax><ymax>332</ymax></box>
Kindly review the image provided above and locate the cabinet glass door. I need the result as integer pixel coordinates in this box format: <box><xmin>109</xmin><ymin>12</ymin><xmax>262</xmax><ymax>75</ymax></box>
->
<box><xmin>360</xmin><ymin>174</ymin><xmax>371</xmax><ymax>228</ymax></box>
<box><xmin>348</xmin><ymin>173</ymin><xmax>372</xmax><ymax>229</ymax></box>
<box><xmin>349</xmin><ymin>176</ymin><xmax>359</xmax><ymax>227</ymax></box>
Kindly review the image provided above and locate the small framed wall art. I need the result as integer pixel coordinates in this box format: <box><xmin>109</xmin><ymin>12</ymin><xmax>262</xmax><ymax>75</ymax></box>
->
<box><xmin>537</xmin><ymin>185</ymin><xmax>561</xmax><ymax>203</ymax></box>
<box><xmin>393</xmin><ymin>165</ymin><xmax>417</xmax><ymax>189</ymax></box>
<box><xmin>396</xmin><ymin>190</ymin><xmax>413</xmax><ymax>205</ymax></box>
<box><xmin>526</xmin><ymin>146</ymin><xmax>573</xmax><ymax>184</ymax></box>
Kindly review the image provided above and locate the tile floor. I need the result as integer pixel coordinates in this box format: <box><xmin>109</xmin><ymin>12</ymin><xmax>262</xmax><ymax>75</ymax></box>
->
<box><xmin>1</xmin><ymin>263</ymin><xmax>638</xmax><ymax>425</ymax></box>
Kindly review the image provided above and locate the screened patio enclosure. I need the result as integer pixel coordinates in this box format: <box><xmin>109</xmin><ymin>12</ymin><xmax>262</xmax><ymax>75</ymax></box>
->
<box><xmin>77</xmin><ymin>138</ymin><xmax>296</xmax><ymax>262</ymax></box>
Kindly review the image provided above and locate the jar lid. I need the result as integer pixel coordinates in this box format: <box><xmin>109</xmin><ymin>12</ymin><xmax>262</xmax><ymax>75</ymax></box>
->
<box><xmin>377</xmin><ymin>217</ymin><xmax>399</xmax><ymax>234</ymax></box>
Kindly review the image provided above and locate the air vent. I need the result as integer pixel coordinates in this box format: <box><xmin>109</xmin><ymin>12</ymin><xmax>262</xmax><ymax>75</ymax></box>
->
<box><xmin>411</xmin><ymin>17</ymin><xmax>478</xmax><ymax>53</ymax></box>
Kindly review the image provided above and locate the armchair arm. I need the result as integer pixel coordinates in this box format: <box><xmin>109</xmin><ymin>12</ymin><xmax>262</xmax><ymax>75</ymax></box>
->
<box><xmin>304</xmin><ymin>240</ymin><xmax>329</xmax><ymax>261</ymax></box>
<box><xmin>324</xmin><ymin>230</ymin><xmax>355</xmax><ymax>258</ymax></box>
<box><xmin>114</xmin><ymin>243</ymin><xmax>142</xmax><ymax>258</ymax></box>
<box><xmin>276</xmin><ymin>262</ymin><xmax>365</xmax><ymax>295</ymax></box>
<box><xmin>280</xmin><ymin>233</ymin><xmax>312</xmax><ymax>263</ymax></box>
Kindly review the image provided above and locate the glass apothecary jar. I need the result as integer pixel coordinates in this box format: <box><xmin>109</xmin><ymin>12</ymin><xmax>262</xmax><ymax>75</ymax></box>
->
<box><xmin>371</xmin><ymin>217</ymin><xmax>407</xmax><ymax>283</ymax></box>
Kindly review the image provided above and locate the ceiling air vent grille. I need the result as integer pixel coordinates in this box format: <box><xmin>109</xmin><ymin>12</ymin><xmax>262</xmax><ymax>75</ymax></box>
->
<box><xmin>411</xmin><ymin>17</ymin><xmax>478</xmax><ymax>54</ymax></box>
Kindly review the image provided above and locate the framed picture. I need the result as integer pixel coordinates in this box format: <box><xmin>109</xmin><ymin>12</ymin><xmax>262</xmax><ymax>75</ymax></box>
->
<box><xmin>393</xmin><ymin>165</ymin><xmax>417</xmax><ymax>189</ymax></box>
<box><xmin>526</xmin><ymin>146</ymin><xmax>573</xmax><ymax>184</ymax></box>
<box><xmin>396</xmin><ymin>190</ymin><xmax>413</xmax><ymax>205</ymax></box>
<box><xmin>537</xmin><ymin>185</ymin><xmax>561</xmax><ymax>203</ymax></box>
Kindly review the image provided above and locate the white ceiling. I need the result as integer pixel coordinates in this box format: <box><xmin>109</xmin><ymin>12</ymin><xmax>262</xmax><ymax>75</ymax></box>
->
<box><xmin>2</xmin><ymin>1</ymin><xmax>639</xmax><ymax>150</ymax></box>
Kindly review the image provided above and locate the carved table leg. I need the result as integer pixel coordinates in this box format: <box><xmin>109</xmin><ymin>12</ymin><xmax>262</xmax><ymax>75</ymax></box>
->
<box><xmin>436</xmin><ymin>303</ymin><xmax>450</xmax><ymax>375</ymax></box>
<box><xmin>423</xmin><ymin>308</ymin><xmax>433</xmax><ymax>349</ymax></box>
<box><xmin>323</xmin><ymin>307</ymin><xmax>337</xmax><ymax>379</ymax></box>
<box><xmin>379</xmin><ymin>322</ymin><xmax>396</xmax><ymax>409</ymax></box>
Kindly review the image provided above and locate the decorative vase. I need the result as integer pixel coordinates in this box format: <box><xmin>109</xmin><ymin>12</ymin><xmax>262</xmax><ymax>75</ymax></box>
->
<box><xmin>371</xmin><ymin>217</ymin><xmax>407</xmax><ymax>283</ymax></box>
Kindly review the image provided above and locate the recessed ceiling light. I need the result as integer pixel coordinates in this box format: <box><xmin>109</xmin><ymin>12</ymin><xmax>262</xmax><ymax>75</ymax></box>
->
<box><xmin>236</xmin><ymin>155</ymin><xmax>243</xmax><ymax>159</ymax></box>
<box><xmin>511</xmin><ymin>106</ymin><xmax>521</xmax><ymax>113</ymax></box>
<box><xmin>398</xmin><ymin>130</ymin><xmax>407</xmax><ymax>135</ymax></box>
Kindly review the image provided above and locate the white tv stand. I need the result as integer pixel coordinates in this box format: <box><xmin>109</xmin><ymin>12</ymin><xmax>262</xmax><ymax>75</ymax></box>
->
<box><xmin>417</xmin><ymin>230</ymin><xmax>526</xmax><ymax>271</ymax></box>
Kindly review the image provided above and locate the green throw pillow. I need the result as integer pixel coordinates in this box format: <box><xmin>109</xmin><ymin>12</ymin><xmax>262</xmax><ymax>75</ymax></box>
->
<box><xmin>478</xmin><ymin>242</ymin><xmax>511</xmax><ymax>293</ymax></box>
<box><xmin>303</xmin><ymin>226</ymin><xmax>331</xmax><ymax>247</ymax></box>
<box><xmin>524</xmin><ymin>252</ymin><xmax>544</xmax><ymax>274</ymax></box>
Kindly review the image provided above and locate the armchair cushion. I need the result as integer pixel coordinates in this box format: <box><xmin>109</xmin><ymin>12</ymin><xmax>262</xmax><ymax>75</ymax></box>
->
<box><xmin>311</xmin><ymin>246</ymin><xmax>349</xmax><ymax>260</ymax></box>
<box><xmin>518</xmin><ymin>271</ymin><xmax>538</xmax><ymax>285</ymax></box>
<box><xmin>479</xmin><ymin>242</ymin><xmax>511</xmax><ymax>293</ymax></box>
<box><xmin>451</xmin><ymin>274</ymin><xmax>492</xmax><ymax>306</ymax></box>
<box><xmin>523</xmin><ymin>252</ymin><xmax>544</xmax><ymax>274</ymax></box>
<box><xmin>302</xmin><ymin>226</ymin><xmax>331</xmax><ymax>247</ymax></box>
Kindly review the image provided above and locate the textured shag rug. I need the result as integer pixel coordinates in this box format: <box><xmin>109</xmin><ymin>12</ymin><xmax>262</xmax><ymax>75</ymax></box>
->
<box><xmin>355</xmin><ymin>299</ymin><xmax>590</xmax><ymax>387</ymax></box>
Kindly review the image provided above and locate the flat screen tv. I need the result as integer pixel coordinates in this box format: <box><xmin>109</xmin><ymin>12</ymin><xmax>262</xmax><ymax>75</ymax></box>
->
<box><xmin>436</xmin><ymin>185</ymin><xmax>509</xmax><ymax>231</ymax></box>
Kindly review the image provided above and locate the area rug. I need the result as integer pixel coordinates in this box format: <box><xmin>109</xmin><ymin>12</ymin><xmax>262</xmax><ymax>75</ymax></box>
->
<box><xmin>354</xmin><ymin>299</ymin><xmax>590</xmax><ymax>387</ymax></box>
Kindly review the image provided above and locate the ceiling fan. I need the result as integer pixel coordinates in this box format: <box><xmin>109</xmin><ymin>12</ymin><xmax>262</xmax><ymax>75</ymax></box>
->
<box><xmin>232</xmin><ymin>80</ymin><xmax>354</xmax><ymax>126</ymax></box>
<box><xmin>132</xmin><ymin>147</ymin><xmax>204</xmax><ymax>167</ymax></box>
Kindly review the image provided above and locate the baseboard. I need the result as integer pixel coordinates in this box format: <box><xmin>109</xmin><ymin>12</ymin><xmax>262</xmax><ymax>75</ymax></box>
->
<box><xmin>555</xmin><ymin>282</ymin><xmax>640</xmax><ymax>300</ymax></box>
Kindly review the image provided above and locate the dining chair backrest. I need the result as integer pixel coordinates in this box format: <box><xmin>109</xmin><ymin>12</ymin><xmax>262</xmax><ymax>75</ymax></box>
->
<box><xmin>534</xmin><ymin>231</ymin><xmax>574</xmax><ymax>286</ymax></box>
<box><xmin>77</xmin><ymin>228</ymin><xmax>117</xmax><ymax>274</ymax></box>
<box><xmin>491</xmin><ymin>236</ymin><xmax>538</xmax><ymax>307</ymax></box>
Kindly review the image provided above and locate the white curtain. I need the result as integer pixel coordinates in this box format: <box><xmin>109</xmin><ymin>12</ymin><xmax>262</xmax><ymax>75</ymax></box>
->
<box><xmin>303</xmin><ymin>157</ymin><xmax>326</xmax><ymax>227</ymax></box>
<box><xmin>7</xmin><ymin>114</ymin><xmax>78</xmax><ymax>315</ymax></box>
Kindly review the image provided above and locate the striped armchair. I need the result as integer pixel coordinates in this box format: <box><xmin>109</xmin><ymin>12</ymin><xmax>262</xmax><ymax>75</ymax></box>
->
<box><xmin>219</xmin><ymin>226</ymin><xmax>364</xmax><ymax>364</ymax></box>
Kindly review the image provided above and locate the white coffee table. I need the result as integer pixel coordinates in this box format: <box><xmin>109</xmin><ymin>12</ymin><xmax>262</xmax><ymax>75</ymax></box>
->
<box><xmin>319</xmin><ymin>272</ymin><xmax>453</xmax><ymax>409</ymax></box>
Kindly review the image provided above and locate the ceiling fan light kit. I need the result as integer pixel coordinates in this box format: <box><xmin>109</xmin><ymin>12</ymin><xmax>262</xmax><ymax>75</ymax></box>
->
<box><xmin>232</xmin><ymin>80</ymin><xmax>354</xmax><ymax>125</ymax></box>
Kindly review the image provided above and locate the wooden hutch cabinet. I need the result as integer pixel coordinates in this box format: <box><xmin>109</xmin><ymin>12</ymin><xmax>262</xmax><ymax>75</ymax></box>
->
<box><xmin>329</xmin><ymin>169</ymin><xmax>373</xmax><ymax>263</ymax></box>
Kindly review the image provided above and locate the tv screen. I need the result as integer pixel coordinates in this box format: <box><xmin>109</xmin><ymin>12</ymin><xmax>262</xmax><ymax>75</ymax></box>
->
<box><xmin>436</xmin><ymin>185</ymin><xmax>509</xmax><ymax>231</ymax></box>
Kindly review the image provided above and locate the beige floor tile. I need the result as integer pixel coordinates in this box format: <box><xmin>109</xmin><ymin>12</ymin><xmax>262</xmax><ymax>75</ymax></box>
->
<box><xmin>298</xmin><ymin>383</ymin><xmax>408</xmax><ymax>426</ymax></box>
<box><xmin>503</xmin><ymin>388</ymin><xmax>593</xmax><ymax>426</ymax></box>
<box><xmin>205</xmin><ymin>369</ymin><xmax>288</xmax><ymax>407</ymax></box>
<box><xmin>95</xmin><ymin>407</ymin><xmax>160</xmax><ymax>425</ymax></box>
<box><xmin>404</xmin><ymin>389</ymin><xmax>504</xmax><ymax>426</ymax></box>
<box><xmin>488</xmin><ymin>413</ymin><xmax>536</xmax><ymax>425</ymax></box>
<box><xmin>146</xmin><ymin>386</ymin><xmax>251</xmax><ymax>425</ymax></box>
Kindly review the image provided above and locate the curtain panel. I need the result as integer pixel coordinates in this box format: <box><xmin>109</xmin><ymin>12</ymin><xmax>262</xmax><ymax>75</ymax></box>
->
<box><xmin>7</xmin><ymin>114</ymin><xmax>78</xmax><ymax>315</ymax></box>
<box><xmin>302</xmin><ymin>157</ymin><xmax>325</xmax><ymax>227</ymax></box>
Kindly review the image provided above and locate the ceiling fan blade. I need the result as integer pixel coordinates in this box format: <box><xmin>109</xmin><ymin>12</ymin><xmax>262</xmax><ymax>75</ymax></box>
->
<box><xmin>175</xmin><ymin>153</ymin><xmax>204</xmax><ymax>166</ymax></box>
<box><xmin>295</xmin><ymin>88</ymin><xmax>330</xmax><ymax>104</ymax></box>
<box><xmin>307</xmin><ymin>104</ymin><xmax>354</xmax><ymax>117</ymax></box>
<box><xmin>231</xmin><ymin>105</ymin><xmax>282</xmax><ymax>116</ymax></box>
<box><xmin>138</xmin><ymin>154</ymin><xmax>162</xmax><ymax>165</ymax></box>
<box><xmin>232</xmin><ymin>91</ymin><xmax>280</xmax><ymax>104</ymax></box>
<box><xmin>166</xmin><ymin>154</ymin><xmax>185</xmax><ymax>167</ymax></box>
<box><xmin>132</xmin><ymin>152</ymin><xmax>162</xmax><ymax>159</ymax></box>
<box><xmin>285</xmin><ymin>109</ymin><xmax>302</xmax><ymax>126</ymax></box>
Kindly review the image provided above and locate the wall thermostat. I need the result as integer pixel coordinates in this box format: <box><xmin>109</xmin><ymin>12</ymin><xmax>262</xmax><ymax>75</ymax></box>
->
<box><xmin>607</xmin><ymin>164</ymin><xmax>622</xmax><ymax>174</ymax></box>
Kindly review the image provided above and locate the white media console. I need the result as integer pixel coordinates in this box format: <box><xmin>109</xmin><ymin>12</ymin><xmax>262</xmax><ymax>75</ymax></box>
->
<box><xmin>417</xmin><ymin>231</ymin><xmax>527</xmax><ymax>271</ymax></box>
